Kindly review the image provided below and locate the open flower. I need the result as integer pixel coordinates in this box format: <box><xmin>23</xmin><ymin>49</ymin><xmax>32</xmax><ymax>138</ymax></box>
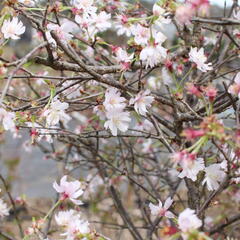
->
<box><xmin>55</xmin><ymin>210</ymin><xmax>76</xmax><ymax>226</ymax></box>
<box><xmin>104</xmin><ymin>109</ymin><xmax>131</xmax><ymax>136</ymax></box>
<box><xmin>47</xmin><ymin>22</ymin><xmax>73</xmax><ymax>41</ymax></box>
<box><xmin>55</xmin><ymin>210</ymin><xmax>90</xmax><ymax>239</ymax></box>
<box><xmin>130</xmin><ymin>90</ymin><xmax>154</xmax><ymax>116</ymax></box>
<box><xmin>114</xmin><ymin>47</ymin><xmax>134</xmax><ymax>70</ymax></box>
<box><xmin>178</xmin><ymin>157</ymin><xmax>205</xmax><ymax>181</ymax></box>
<box><xmin>0</xmin><ymin>199</ymin><xmax>9</xmax><ymax>218</ymax></box>
<box><xmin>43</xmin><ymin>100</ymin><xmax>71</xmax><ymax>126</ymax></box>
<box><xmin>62</xmin><ymin>217</ymin><xmax>90</xmax><ymax>239</ymax></box>
<box><xmin>173</xmin><ymin>151</ymin><xmax>205</xmax><ymax>181</ymax></box>
<box><xmin>1</xmin><ymin>17</ymin><xmax>26</xmax><ymax>40</ymax></box>
<box><xmin>92</xmin><ymin>11</ymin><xmax>111</xmax><ymax>32</ymax></box>
<box><xmin>202</xmin><ymin>163</ymin><xmax>226</xmax><ymax>191</ymax></box>
<box><xmin>140</xmin><ymin>44</ymin><xmax>167</xmax><ymax>69</ymax></box>
<box><xmin>149</xmin><ymin>197</ymin><xmax>174</xmax><ymax>218</ymax></box>
<box><xmin>189</xmin><ymin>47</ymin><xmax>212</xmax><ymax>72</ymax></box>
<box><xmin>131</xmin><ymin>24</ymin><xmax>151</xmax><ymax>46</ymax></box>
<box><xmin>140</xmin><ymin>32</ymin><xmax>167</xmax><ymax>68</ymax></box>
<box><xmin>0</xmin><ymin>108</ymin><xmax>15</xmax><ymax>132</ymax></box>
<box><xmin>53</xmin><ymin>175</ymin><xmax>84</xmax><ymax>205</ymax></box>
<box><xmin>178</xmin><ymin>208</ymin><xmax>202</xmax><ymax>232</ymax></box>
<box><xmin>103</xmin><ymin>87</ymin><xmax>126</xmax><ymax>111</ymax></box>
<box><xmin>228</xmin><ymin>72</ymin><xmax>240</xmax><ymax>98</ymax></box>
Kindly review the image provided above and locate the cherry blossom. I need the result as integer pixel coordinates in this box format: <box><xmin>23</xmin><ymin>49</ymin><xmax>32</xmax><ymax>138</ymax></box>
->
<box><xmin>202</xmin><ymin>163</ymin><xmax>226</xmax><ymax>191</ymax></box>
<box><xmin>115</xmin><ymin>15</ymin><xmax>132</xmax><ymax>37</ymax></box>
<box><xmin>43</xmin><ymin>100</ymin><xmax>71</xmax><ymax>126</ymax></box>
<box><xmin>149</xmin><ymin>197</ymin><xmax>174</xmax><ymax>218</ymax></box>
<box><xmin>189</xmin><ymin>47</ymin><xmax>212</xmax><ymax>72</ymax></box>
<box><xmin>131</xmin><ymin>24</ymin><xmax>151</xmax><ymax>46</ymax></box>
<box><xmin>173</xmin><ymin>151</ymin><xmax>205</xmax><ymax>181</ymax></box>
<box><xmin>55</xmin><ymin>210</ymin><xmax>76</xmax><ymax>226</ymax></box>
<box><xmin>46</xmin><ymin>22</ymin><xmax>74</xmax><ymax>42</ymax></box>
<box><xmin>53</xmin><ymin>175</ymin><xmax>84</xmax><ymax>205</ymax></box>
<box><xmin>0</xmin><ymin>199</ymin><xmax>9</xmax><ymax>218</ymax></box>
<box><xmin>114</xmin><ymin>47</ymin><xmax>134</xmax><ymax>70</ymax></box>
<box><xmin>72</xmin><ymin>0</ymin><xmax>96</xmax><ymax>15</ymax></box>
<box><xmin>228</xmin><ymin>72</ymin><xmax>240</xmax><ymax>97</ymax></box>
<box><xmin>1</xmin><ymin>0</ymin><xmax>240</xmax><ymax>238</ymax></box>
<box><xmin>140</xmin><ymin>44</ymin><xmax>167</xmax><ymax>69</ymax></box>
<box><xmin>175</xmin><ymin>4</ymin><xmax>195</xmax><ymax>25</ymax></box>
<box><xmin>178</xmin><ymin>208</ymin><xmax>202</xmax><ymax>232</ymax></box>
<box><xmin>55</xmin><ymin>209</ymin><xmax>90</xmax><ymax>239</ymax></box>
<box><xmin>93</xmin><ymin>11</ymin><xmax>111</xmax><ymax>32</ymax></box>
<box><xmin>104</xmin><ymin>109</ymin><xmax>131</xmax><ymax>136</ymax></box>
<box><xmin>62</xmin><ymin>218</ymin><xmax>90</xmax><ymax>239</ymax></box>
<box><xmin>178</xmin><ymin>157</ymin><xmax>205</xmax><ymax>181</ymax></box>
<box><xmin>129</xmin><ymin>90</ymin><xmax>154</xmax><ymax>116</ymax></box>
<box><xmin>103</xmin><ymin>87</ymin><xmax>126</xmax><ymax>111</ymax></box>
<box><xmin>0</xmin><ymin>108</ymin><xmax>15</xmax><ymax>132</ymax></box>
<box><xmin>1</xmin><ymin>17</ymin><xmax>26</xmax><ymax>40</ymax></box>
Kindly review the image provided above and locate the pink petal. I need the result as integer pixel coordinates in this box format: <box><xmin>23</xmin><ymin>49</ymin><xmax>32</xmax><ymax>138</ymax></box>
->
<box><xmin>70</xmin><ymin>198</ymin><xmax>83</xmax><ymax>205</ymax></box>
<box><xmin>165</xmin><ymin>211</ymin><xmax>175</xmax><ymax>218</ymax></box>
<box><xmin>53</xmin><ymin>181</ymin><xmax>62</xmax><ymax>193</ymax></box>
<box><xmin>163</xmin><ymin>197</ymin><xmax>173</xmax><ymax>210</ymax></box>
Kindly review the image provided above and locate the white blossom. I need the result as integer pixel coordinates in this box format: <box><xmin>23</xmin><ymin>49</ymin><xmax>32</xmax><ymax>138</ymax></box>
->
<box><xmin>140</xmin><ymin>44</ymin><xmax>167</xmax><ymax>69</ymax></box>
<box><xmin>178</xmin><ymin>157</ymin><xmax>205</xmax><ymax>181</ymax></box>
<box><xmin>202</xmin><ymin>163</ymin><xmax>226</xmax><ymax>191</ymax></box>
<box><xmin>62</xmin><ymin>218</ymin><xmax>90</xmax><ymax>240</ymax></box>
<box><xmin>55</xmin><ymin>209</ymin><xmax>90</xmax><ymax>240</ymax></box>
<box><xmin>43</xmin><ymin>100</ymin><xmax>71</xmax><ymax>126</ymax></box>
<box><xmin>149</xmin><ymin>197</ymin><xmax>174</xmax><ymax>218</ymax></box>
<box><xmin>115</xmin><ymin>15</ymin><xmax>132</xmax><ymax>37</ymax></box>
<box><xmin>129</xmin><ymin>90</ymin><xmax>154</xmax><ymax>116</ymax></box>
<box><xmin>104</xmin><ymin>109</ymin><xmax>131</xmax><ymax>136</ymax></box>
<box><xmin>189</xmin><ymin>47</ymin><xmax>213</xmax><ymax>72</ymax></box>
<box><xmin>55</xmin><ymin>210</ymin><xmax>76</xmax><ymax>226</ymax></box>
<box><xmin>0</xmin><ymin>199</ymin><xmax>9</xmax><ymax>218</ymax></box>
<box><xmin>1</xmin><ymin>17</ymin><xmax>26</xmax><ymax>40</ymax></box>
<box><xmin>93</xmin><ymin>11</ymin><xmax>111</xmax><ymax>32</ymax></box>
<box><xmin>53</xmin><ymin>175</ymin><xmax>84</xmax><ymax>205</ymax></box>
<box><xmin>131</xmin><ymin>24</ymin><xmax>151</xmax><ymax>46</ymax></box>
<box><xmin>0</xmin><ymin>108</ymin><xmax>15</xmax><ymax>132</ymax></box>
<box><xmin>47</xmin><ymin>22</ymin><xmax>74</xmax><ymax>42</ymax></box>
<box><xmin>71</xmin><ymin>0</ymin><xmax>96</xmax><ymax>15</ymax></box>
<box><xmin>115</xmin><ymin>47</ymin><xmax>134</xmax><ymax>65</ymax></box>
<box><xmin>103</xmin><ymin>87</ymin><xmax>126</xmax><ymax>111</ymax></box>
<box><xmin>178</xmin><ymin>208</ymin><xmax>202</xmax><ymax>232</ymax></box>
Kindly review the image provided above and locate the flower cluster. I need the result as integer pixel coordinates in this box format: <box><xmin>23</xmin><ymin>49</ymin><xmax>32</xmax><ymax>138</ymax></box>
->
<box><xmin>172</xmin><ymin>150</ymin><xmax>226</xmax><ymax>190</ymax></box>
<box><xmin>103</xmin><ymin>87</ymin><xmax>130</xmax><ymax>136</ymax></box>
